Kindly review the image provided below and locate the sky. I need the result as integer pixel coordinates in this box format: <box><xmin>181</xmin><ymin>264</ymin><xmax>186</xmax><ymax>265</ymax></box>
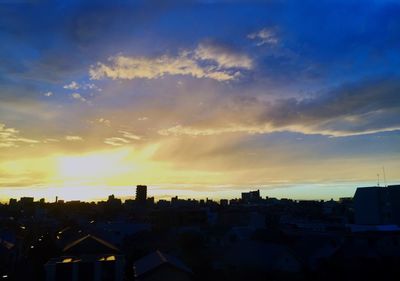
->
<box><xmin>0</xmin><ymin>0</ymin><xmax>399</xmax><ymax>202</ymax></box>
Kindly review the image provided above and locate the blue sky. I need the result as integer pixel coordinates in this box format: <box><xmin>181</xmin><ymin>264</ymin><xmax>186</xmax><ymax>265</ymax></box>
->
<box><xmin>0</xmin><ymin>0</ymin><xmax>399</xmax><ymax>201</ymax></box>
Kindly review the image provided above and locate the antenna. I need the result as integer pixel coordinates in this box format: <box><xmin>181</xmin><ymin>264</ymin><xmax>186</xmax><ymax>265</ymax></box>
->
<box><xmin>377</xmin><ymin>173</ymin><xmax>380</xmax><ymax>187</ymax></box>
<box><xmin>382</xmin><ymin>166</ymin><xmax>387</xmax><ymax>187</ymax></box>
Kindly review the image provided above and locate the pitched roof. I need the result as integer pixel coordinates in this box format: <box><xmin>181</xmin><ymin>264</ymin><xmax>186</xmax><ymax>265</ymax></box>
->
<box><xmin>63</xmin><ymin>234</ymin><xmax>120</xmax><ymax>255</ymax></box>
<box><xmin>134</xmin><ymin>250</ymin><xmax>192</xmax><ymax>278</ymax></box>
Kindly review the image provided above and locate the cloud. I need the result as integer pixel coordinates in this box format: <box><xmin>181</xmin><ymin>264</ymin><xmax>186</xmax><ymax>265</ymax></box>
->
<box><xmin>104</xmin><ymin>137</ymin><xmax>130</xmax><ymax>146</ymax></box>
<box><xmin>71</xmin><ymin>93</ymin><xmax>87</xmax><ymax>103</ymax></box>
<box><xmin>103</xmin><ymin>130</ymin><xmax>141</xmax><ymax>146</ymax></box>
<box><xmin>65</xmin><ymin>135</ymin><xmax>83</xmax><ymax>141</ymax></box>
<box><xmin>158</xmin><ymin>124</ymin><xmax>273</xmax><ymax>136</ymax></box>
<box><xmin>248</xmin><ymin>28</ymin><xmax>278</xmax><ymax>46</ymax></box>
<box><xmin>158</xmin><ymin>78</ymin><xmax>400</xmax><ymax>137</ymax></box>
<box><xmin>194</xmin><ymin>43</ymin><xmax>252</xmax><ymax>69</ymax></box>
<box><xmin>89</xmin><ymin>44</ymin><xmax>252</xmax><ymax>82</ymax></box>
<box><xmin>98</xmin><ymin>118</ymin><xmax>111</xmax><ymax>127</ymax></box>
<box><xmin>43</xmin><ymin>138</ymin><xmax>59</xmax><ymax>143</ymax></box>
<box><xmin>0</xmin><ymin>123</ymin><xmax>39</xmax><ymax>148</ymax></box>
<box><xmin>63</xmin><ymin>81</ymin><xmax>80</xmax><ymax>90</ymax></box>
<box><xmin>64</xmin><ymin>81</ymin><xmax>100</xmax><ymax>91</ymax></box>
<box><xmin>119</xmin><ymin>130</ymin><xmax>141</xmax><ymax>140</ymax></box>
<box><xmin>44</xmin><ymin>91</ymin><xmax>53</xmax><ymax>97</ymax></box>
<box><xmin>85</xmin><ymin>83</ymin><xmax>99</xmax><ymax>90</ymax></box>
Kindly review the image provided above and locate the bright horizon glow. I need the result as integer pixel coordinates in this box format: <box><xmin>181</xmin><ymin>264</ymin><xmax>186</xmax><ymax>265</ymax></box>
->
<box><xmin>0</xmin><ymin>145</ymin><xmax>398</xmax><ymax>202</ymax></box>
<box><xmin>0</xmin><ymin>180</ymin><xmax>388</xmax><ymax>204</ymax></box>
<box><xmin>0</xmin><ymin>184</ymin><xmax>361</xmax><ymax>203</ymax></box>
<box><xmin>57</xmin><ymin>148</ymin><xmax>135</xmax><ymax>184</ymax></box>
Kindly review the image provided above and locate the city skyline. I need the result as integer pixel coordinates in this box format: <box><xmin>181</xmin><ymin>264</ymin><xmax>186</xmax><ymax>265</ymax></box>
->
<box><xmin>0</xmin><ymin>182</ymin><xmax>395</xmax><ymax>204</ymax></box>
<box><xmin>0</xmin><ymin>0</ymin><xmax>399</xmax><ymax>202</ymax></box>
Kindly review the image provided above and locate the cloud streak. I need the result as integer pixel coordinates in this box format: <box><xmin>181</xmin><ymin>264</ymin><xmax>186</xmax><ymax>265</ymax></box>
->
<box><xmin>65</xmin><ymin>136</ymin><xmax>83</xmax><ymax>141</ymax></box>
<box><xmin>0</xmin><ymin>123</ymin><xmax>39</xmax><ymax>148</ymax></box>
<box><xmin>89</xmin><ymin>44</ymin><xmax>252</xmax><ymax>82</ymax></box>
<box><xmin>104</xmin><ymin>137</ymin><xmax>130</xmax><ymax>146</ymax></box>
<box><xmin>158</xmin><ymin>78</ymin><xmax>400</xmax><ymax>137</ymax></box>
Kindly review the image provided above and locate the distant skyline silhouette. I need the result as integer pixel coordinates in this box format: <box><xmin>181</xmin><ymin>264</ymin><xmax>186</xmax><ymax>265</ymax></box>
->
<box><xmin>1</xmin><ymin>181</ymin><xmax>396</xmax><ymax>203</ymax></box>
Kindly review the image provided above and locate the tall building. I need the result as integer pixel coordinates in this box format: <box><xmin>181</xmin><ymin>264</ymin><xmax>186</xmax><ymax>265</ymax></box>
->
<box><xmin>241</xmin><ymin>190</ymin><xmax>261</xmax><ymax>204</ymax></box>
<box><xmin>136</xmin><ymin>185</ymin><xmax>147</xmax><ymax>203</ymax></box>
<box><xmin>354</xmin><ymin>185</ymin><xmax>400</xmax><ymax>225</ymax></box>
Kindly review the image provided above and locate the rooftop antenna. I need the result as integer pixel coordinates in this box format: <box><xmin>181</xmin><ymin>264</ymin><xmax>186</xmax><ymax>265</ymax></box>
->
<box><xmin>382</xmin><ymin>166</ymin><xmax>387</xmax><ymax>187</ymax></box>
<box><xmin>377</xmin><ymin>173</ymin><xmax>380</xmax><ymax>187</ymax></box>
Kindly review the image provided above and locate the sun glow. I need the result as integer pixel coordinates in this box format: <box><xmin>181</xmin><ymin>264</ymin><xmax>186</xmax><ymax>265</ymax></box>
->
<box><xmin>57</xmin><ymin>148</ymin><xmax>134</xmax><ymax>184</ymax></box>
<box><xmin>0</xmin><ymin>145</ymin><xmax>173</xmax><ymax>202</ymax></box>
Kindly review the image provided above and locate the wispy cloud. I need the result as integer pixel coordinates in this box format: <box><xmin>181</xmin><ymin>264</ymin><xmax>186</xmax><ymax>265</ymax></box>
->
<box><xmin>158</xmin><ymin>78</ymin><xmax>400</xmax><ymax>138</ymax></box>
<box><xmin>119</xmin><ymin>130</ymin><xmax>141</xmax><ymax>140</ymax></box>
<box><xmin>64</xmin><ymin>81</ymin><xmax>100</xmax><ymax>91</ymax></box>
<box><xmin>0</xmin><ymin>123</ymin><xmax>39</xmax><ymax>148</ymax></box>
<box><xmin>43</xmin><ymin>138</ymin><xmax>59</xmax><ymax>143</ymax></box>
<box><xmin>65</xmin><ymin>135</ymin><xmax>83</xmax><ymax>141</ymax></box>
<box><xmin>98</xmin><ymin>118</ymin><xmax>111</xmax><ymax>127</ymax></box>
<box><xmin>158</xmin><ymin>124</ymin><xmax>272</xmax><ymax>137</ymax></box>
<box><xmin>248</xmin><ymin>28</ymin><xmax>278</xmax><ymax>46</ymax></box>
<box><xmin>71</xmin><ymin>93</ymin><xmax>87</xmax><ymax>103</ymax></box>
<box><xmin>103</xmin><ymin>130</ymin><xmax>141</xmax><ymax>146</ymax></box>
<box><xmin>44</xmin><ymin>91</ymin><xmax>53</xmax><ymax>97</ymax></box>
<box><xmin>104</xmin><ymin>137</ymin><xmax>130</xmax><ymax>146</ymax></box>
<box><xmin>89</xmin><ymin>44</ymin><xmax>252</xmax><ymax>82</ymax></box>
<box><xmin>194</xmin><ymin>43</ymin><xmax>252</xmax><ymax>69</ymax></box>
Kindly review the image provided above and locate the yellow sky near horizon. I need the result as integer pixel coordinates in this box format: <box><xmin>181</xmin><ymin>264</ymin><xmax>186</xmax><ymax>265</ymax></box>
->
<box><xmin>0</xmin><ymin>141</ymin><xmax>398</xmax><ymax>202</ymax></box>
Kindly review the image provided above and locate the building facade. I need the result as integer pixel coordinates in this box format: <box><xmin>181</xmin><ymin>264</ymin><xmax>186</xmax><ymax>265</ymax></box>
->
<box><xmin>136</xmin><ymin>185</ymin><xmax>147</xmax><ymax>203</ymax></box>
<box><xmin>354</xmin><ymin>185</ymin><xmax>400</xmax><ymax>225</ymax></box>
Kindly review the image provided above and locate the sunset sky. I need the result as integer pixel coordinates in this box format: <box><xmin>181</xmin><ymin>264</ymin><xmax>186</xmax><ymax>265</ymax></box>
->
<box><xmin>0</xmin><ymin>0</ymin><xmax>399</xmax><ymax>202</ymax></box>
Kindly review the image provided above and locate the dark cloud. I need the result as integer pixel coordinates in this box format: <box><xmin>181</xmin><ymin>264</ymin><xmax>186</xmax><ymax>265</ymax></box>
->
<box><xmin>266</xmin><ymin>77</ymin><xmax>400</xmax><ymax>134</ymax></box>
<box><xmin>159</xmin><ymin>77</ymin><xmax>400</xmax><ymax>137</ymax></box>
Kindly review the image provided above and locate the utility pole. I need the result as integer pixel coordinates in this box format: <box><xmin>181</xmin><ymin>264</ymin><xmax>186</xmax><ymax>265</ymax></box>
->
<box><xmin>383</xmin><ymin>166</ymin><xmax>387</xmax><ymax>187</ymax></box>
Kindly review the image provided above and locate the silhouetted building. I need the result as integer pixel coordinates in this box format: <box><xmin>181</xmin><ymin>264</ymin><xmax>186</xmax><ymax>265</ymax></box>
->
<box><xmin>45</xmin><ymin>255</ymin><xmax>125</xmax><ymax>281</ymax></box>
<box><xmin>136</xmin><ymin>185</ymin><xmax>147</xmax><ymax>203</ymax></box>
<box><xmin>241</xmin><ymin>190</ymin><xmax>261</xmax><ymax>204</ymax></box>
<box><xmin>63</xmin><ymin>234</ymin><xmax>121</xmax><ymax>256</ymax></box>
<box><xmin>107</xmin><ymin>194</ymin><xmax>122</xmax><ymax>207</ymax></box>
<box><xmin>133</xmin><ymin>250</ymin><xmax>193</xmax><ymax>281</ymax></box>
<box><xmin>354</xmin><ymin>185</ymin><xmax>400</xmax><ymax>225</ymax></box>
<box><xmin>45</xmin><ymin>235</ymin><xmax>124</xmax><ymax>281</ymax></box>
<box><xmin>8</xmin><ymin>198</ymin><xmax>17</xmax><ymax>206</ymax></box>
<box><xmin>147</xmin><ymin>197</ymin><xmax>155</xmax><ymax>205</ymax></box>
<box><xmin>220</xmin><ymin>199</ymin><xmax>229</xmax><ymax>207</ymax></box>
<box><xmin>171</xmin><ymin>196</ymin><xmax>178</xmax><ymax>205</ymax></box>
<box><xmin>20</xmin><ymin>197</ymin><xmax>34</xmax><ymax>204</ymax></box>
